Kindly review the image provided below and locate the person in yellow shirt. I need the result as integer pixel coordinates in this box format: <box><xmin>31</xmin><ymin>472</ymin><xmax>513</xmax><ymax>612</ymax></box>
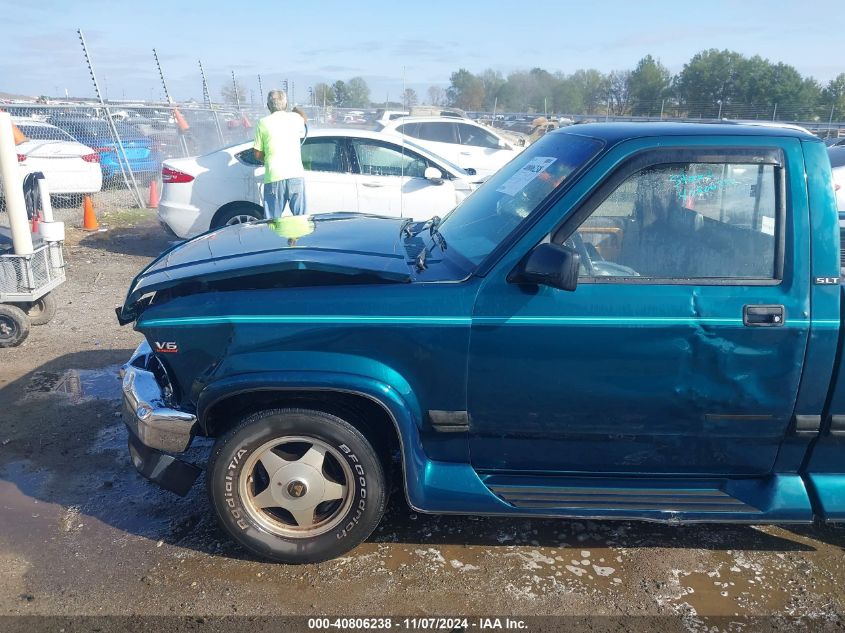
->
<box><xmin>253</xmin><ymin>90</ymin><xmax>307</xmax><ymax>217</ymax></box>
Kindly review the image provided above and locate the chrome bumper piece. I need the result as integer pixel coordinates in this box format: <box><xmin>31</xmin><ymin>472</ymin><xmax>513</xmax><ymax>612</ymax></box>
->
<box><xmin>121</xmin><ymin>341</ymin><xmax>197</xmax><ymax>454</ymax></box>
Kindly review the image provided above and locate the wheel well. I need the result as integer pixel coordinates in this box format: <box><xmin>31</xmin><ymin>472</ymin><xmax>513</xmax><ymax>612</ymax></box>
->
<box><xmin>202</xmin><ymin>389</ymin><xmax>402</xmax><ymax>471</ymax></box>
<box><xmin>210</xmin><ymin>200</ymin><xmax>264</xmax><ymax>229</ymax></box>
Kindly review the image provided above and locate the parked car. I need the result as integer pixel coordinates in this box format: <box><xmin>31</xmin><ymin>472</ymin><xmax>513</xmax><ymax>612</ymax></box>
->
<box><xmin>157</xmin><ymin>128</ymin><xmax>480</xmax><ymax>238</ymax></box>
<box><xmin>374</xmin><ymin>109</ymin><xmax>409</xmax><ymax>125</ymax></box>
<box><xmin>824</xmin><ymin>136</ymin><xmax>845</xmax><ymax>147</ymax></box>
<box><xmin>48</xmin><ymin>116</ymin><xmax>162</xmax><ymax>183</ymax></box>
<box><xmin>118</xmin><ymin>122</ymin><xmax>845</xmax><ymax>563</ymax></box>
<box><xmin>379</xmin><ymin>115</ymin><xmax>523</xmax><ymax>178</ymax></box>
<box><xmin>3</xmin><ymin>119</ymin><xmax>102</xmax><ymax>203</ymax></box>
<box><xmin>832</xmin><ymin>147</ymin><xmax>845</xmax><ymax>212</ymax></box>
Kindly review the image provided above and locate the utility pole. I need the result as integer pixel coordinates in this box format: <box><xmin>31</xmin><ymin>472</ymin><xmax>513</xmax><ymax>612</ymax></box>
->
<box><xmin>154</xmin><ymin>48</ymin><xmax>190</xmax><ymax>156</ymax></box>
<box><xmin>78</xmin><ymin>29</ymin><xmax>143</xmax><ymax>207</ymax></box>
<box><xmin>772</xmin><ymin>103</ymin><xmax>778</xmax><ymax>121</ymax></box>
<box><xmin>660</xmin><ymin>99</ymin><xmax>665</xmax><ymax>119</ymax></box>
<box><xmin>198</xmin><ymin>60</ymin><xmax>211</xmax><ymax>107</ymax></box>
<box><xmin>258</xmin><ymin>74</ymin><xmax>264</xmax><ymax>101</ymax></box>
<box><xmin>717</xmin><ymin>99</ymin><xmax>723</xmax><ymax>120</ymax></box>
<box><xmin>231</xmin><ymin>71</ymin><xmax>241</xmax><ymax>110</ymax></box>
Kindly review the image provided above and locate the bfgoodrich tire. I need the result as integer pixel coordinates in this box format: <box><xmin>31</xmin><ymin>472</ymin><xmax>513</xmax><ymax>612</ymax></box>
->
<box><xmin>207</xmin><ymin>408</ymin><xmax>387</xmax><ymax>564</ymax></box>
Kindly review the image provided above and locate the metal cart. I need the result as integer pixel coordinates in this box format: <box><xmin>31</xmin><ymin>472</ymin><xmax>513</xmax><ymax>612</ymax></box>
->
<box><xmin>0</xmin><ymin>224</ymin><xmax>66</xmax><ymax>348</ymax></box>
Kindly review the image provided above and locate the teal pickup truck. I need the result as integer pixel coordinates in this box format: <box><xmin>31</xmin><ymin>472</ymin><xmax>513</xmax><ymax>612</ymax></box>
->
<box><xmin>118</xmin><ymin>122</ymin><xmax>844</xmax><ymax>564</ymax></box>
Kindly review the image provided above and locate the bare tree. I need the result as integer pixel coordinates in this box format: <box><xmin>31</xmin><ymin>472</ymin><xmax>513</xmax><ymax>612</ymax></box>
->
<box><xmin>427</xmin><ymin>85</ymin><xmax>446</xmax><ymax>106</ymax></box>
<box><xmin>221</xmin><ymin>80</ymin><xmax>247</xmax><ymax>105</ymax></box>
<box><xmin>403</xmin><ymin>88</ymin><xmax>418</xmax><ymax>109</ymax></box>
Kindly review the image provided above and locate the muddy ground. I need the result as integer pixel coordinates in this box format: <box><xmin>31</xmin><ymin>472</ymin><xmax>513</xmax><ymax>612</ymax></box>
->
<box><xmin>1</xmin><ymin>209</ymin><xmax>844</xmax><ymax>631</ymax></box>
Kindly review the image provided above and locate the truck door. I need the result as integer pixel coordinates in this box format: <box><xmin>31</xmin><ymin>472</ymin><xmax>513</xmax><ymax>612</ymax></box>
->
<box><xmin>468</xmin><ymin>139</ymin><xmax>811</xmax><ymax>476</ymax></box>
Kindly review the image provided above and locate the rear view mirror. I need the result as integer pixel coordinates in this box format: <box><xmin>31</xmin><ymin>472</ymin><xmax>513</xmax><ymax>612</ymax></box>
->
<box><xmin>509</xmin><ymin>243</ymin><xmax>580</xmax><ymax>291</ymax></box>
<box><xmin>497</xmin><ymin>139</ymin><xmax>508</xmax><ymax>149</ymax></box>
<box><xmin>464</xmin><ymin>167</ymin><xmax>477</xmax><ymax>176</ymax></box>
<box><xmin>424</xmin><ymin>167</ymin><xmax>444</xmax><ymax>184</ymax></box>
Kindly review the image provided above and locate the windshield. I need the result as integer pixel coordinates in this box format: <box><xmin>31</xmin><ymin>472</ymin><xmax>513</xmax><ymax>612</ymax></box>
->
<box><xmin>16</xmin><ymin>124</ymin><xmax>75</xmax><ymax>142</ymax></box>
<box><xmin>437</xmin><ymin>132</ymin><xmax>604</xmax><ymax>266</ymax></box>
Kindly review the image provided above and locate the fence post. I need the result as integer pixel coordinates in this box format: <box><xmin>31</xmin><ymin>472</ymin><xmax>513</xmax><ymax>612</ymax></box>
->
<box><xmin>828</xmin><ymin>104</ymin><xmax>836</xmax><ymax>138</ymax></box>
<box><xmin>212</xmin><ymin>109</ymin><xmax>224</xmax><ymax>145</ymax></box>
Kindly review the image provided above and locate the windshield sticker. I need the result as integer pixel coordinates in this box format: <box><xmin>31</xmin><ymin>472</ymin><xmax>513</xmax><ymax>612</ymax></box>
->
<box><xmin>497</xmin><ymin>157</ymin><xmax>557</xmax><ymax>196</ymax></box>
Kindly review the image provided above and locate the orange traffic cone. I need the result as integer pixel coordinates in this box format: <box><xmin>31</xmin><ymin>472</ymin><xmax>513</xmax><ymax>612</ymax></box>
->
<box><xmin>12</xmin><ymin>122</ymin><xmax>27</xmax><ymax>145</ymax></box>
<box><xmin>82</xmin><ymin>195</ymin><xmax>99</xmax><ymax>231</ymax></box>
<box><xmin>148</xmin><ymin>180</ymin><xmax>159</xmax><ymax>209</ymax></box>
<box><xmin>0</xmin><ymin>109</ymin><xmax>28</xmax><ymax>144</ymax></box>
<box><xmin>173</xmin><ymin>107</ymin><xmax>190</xmax><ymax>132</ymax></box>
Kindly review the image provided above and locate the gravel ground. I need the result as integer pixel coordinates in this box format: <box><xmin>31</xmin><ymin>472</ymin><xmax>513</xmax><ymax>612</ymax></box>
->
<box><xmin>1</xmin><ymin>209</ymin><xmax>844</xmax><ymax>631</ymax></box>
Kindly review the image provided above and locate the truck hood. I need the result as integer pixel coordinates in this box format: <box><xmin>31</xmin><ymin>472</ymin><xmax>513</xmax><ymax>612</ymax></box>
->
<box><xmin>117</xmin><ymin>213</ymin><xmax>413</xmax><ymax>324</ymax></box>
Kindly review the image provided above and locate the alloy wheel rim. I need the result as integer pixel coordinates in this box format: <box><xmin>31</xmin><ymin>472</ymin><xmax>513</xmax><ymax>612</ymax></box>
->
<box><xmin>239</xmin><ymin>435</ymin><xmax>354</xmax><ymax>538</ymax></box>
<box><xmin>226</xmin><ymin>214</ymin><xmax>257</xmax><ymax>226</ymax></box>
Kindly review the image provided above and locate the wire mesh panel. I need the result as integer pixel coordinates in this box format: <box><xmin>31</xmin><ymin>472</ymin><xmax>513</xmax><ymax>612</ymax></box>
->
<box><xmin>0</xmin><ymin>245</ymin><xmax>65</xmax><ymax>301</ymax></box>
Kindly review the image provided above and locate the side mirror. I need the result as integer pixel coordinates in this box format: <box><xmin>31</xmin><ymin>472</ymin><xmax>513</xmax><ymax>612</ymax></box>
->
<box><xmin>424</xmin><ymin>166</ymin><xmax>444</xmax><ymax>184</ymax></box>
<box><xmin>509</xmin><ymin>243</ymin><xmax>580</xmax><ymax>291</ymax></box>
<box><xmin>497</xmin><ymin>138</ymin><xmax>508</xmax><ymax>149</ymax></box>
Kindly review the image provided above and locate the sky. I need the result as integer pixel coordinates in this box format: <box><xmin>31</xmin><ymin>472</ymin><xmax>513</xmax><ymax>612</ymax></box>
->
<box><xmin>1</xmin><ymin>0</ymin><xmax>843</xmax><ymax>104</ymax></box>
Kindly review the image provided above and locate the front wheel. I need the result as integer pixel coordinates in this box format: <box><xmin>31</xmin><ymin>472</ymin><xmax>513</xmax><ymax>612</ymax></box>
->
<box><xmin>0</xmin><ymin>304</ymin><xmax>31</xmax><ymax>348</ymax></box>
<box><xmin>207</xmin><ymin>408</ymin><xmax>387</xmax><ymax>563</ymax></box>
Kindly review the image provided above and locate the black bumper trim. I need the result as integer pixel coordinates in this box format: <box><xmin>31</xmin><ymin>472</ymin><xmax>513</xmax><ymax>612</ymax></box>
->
<box><xmin>127</xmin><ymin>432</ymin><xmax>202</xmax><ymax>497</ymax></box>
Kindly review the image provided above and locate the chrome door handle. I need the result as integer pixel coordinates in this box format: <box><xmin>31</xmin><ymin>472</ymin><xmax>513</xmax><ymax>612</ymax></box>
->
<box><xmin>361</xmin><ymin>182</ymin><xmax>384</xmax><ymax>188</ymax></box>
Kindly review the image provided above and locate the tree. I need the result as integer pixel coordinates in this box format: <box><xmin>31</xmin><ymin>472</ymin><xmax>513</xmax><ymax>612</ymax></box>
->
<box><xmin>313</xmin><ymin>82</ymin><xmax>334</xmax><ymax>106</ymax></box>
<box><xmin>447</xmin><ymin>69</ymin><xmax>485</xmax><ymax>110</ymax></box>
<box><xmin>346</xmin><ymin>77</ymin><xmax>370</xmax><ymax>108</ymax></box>
<box><xmin>402</xmin><ymin>88</ymin><xmax>418</xmax><ymax>109</ymax></box>
<box><xmin>427</xmin><ymin>85</ymin><xmax>446</xmax><ymax>106</ymax></box>
<box><xmin>570</xmin><ymin>69</ymin><xmax>609</xmax><ymax>114</ymax></box>
<box><xmin>333</xmin><ymin>80</ymin><xmax>351</xmax><ymax>107</ymax></box>
<box><xmin>824</xmin><ymin>73</ymin><xmax>845</xmax><ymax>121</ymax></box>
<box><xmin>674</xmin><ymin>49</ymin><xmax>745</xmax><ymax>117</ymax></box>
<box><xmin>221</xmin><ymin>80</ymin><xmax>247</xmax><ymax>105</ymax></box>
<box><xmin>628</xmin><ymin>55</ymin><xmax>670</xmax><ymax>116</ymax></box>
<box><xmin>607</xmin><ymin>70</ymin><xmax>631</xmax><ymax>115</ymax></box>
<box><xmin>480</xmin><ymin>69</ymin><xmax>505</xmax><ymax>110</ymax></box>
<box><xmin>552</xmin><ymin>75</ymin><xmax>584</xmax><ymax>114</ymax></box>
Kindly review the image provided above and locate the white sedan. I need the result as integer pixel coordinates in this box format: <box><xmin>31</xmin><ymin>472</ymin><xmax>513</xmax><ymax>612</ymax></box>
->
<box><xmin>378</xmin><ymin>116</ymin><xmax>523</xmax><ymax>178</ymax></box>
<box><xmin>158</xmin><ymin>128</ymin><xmax>480</xmax><ymax>238</ymax></box>
<box><xmin>831</xmin><ymin>146</ymin><xmax>845</xmax><ymax>212</ymax></box>
<box><xmin>7</xmin><ymin>119</ymin><xmax>102</xmax><ymax>201</ymax></box>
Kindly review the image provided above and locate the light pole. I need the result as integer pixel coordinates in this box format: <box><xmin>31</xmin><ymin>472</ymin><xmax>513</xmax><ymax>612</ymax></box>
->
<box><xmin>717</xmin><ymin>99</ymin><xmax>723</xmax><ymax>120</ymax></box>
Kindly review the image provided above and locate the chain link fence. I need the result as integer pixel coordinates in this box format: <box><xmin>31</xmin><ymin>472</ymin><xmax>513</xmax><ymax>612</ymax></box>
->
<box><xmin>1</xmin><ymin>99</ymin><xmax>843</xmax><ymax>227</ymax></box>
<box><xmin>2</xmin><ymin>103</ymin><xmax>266</xmax><ymax>222</ymax></box>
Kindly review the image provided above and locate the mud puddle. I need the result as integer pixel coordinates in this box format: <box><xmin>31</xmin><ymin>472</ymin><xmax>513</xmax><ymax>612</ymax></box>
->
<box><xmin>25</xmin><ymin>365</ymin><xmax>122</xmax><ymax>401</ymax></box>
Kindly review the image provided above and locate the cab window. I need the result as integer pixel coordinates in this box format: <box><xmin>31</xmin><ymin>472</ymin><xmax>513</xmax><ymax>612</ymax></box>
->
<box><xmin>557</xmin><ymin>160</ymin><xmax>780</xmax><ymax>280</ymax></box>
<box><xmin>457</xmin><ymin>123</ymin><xmax>502</xmax><ymax>149</ymax></box>
<box><xmin>349</xmin><ymin>140</ymin><xmax>429</xmax><ymax>178</ymax></box>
